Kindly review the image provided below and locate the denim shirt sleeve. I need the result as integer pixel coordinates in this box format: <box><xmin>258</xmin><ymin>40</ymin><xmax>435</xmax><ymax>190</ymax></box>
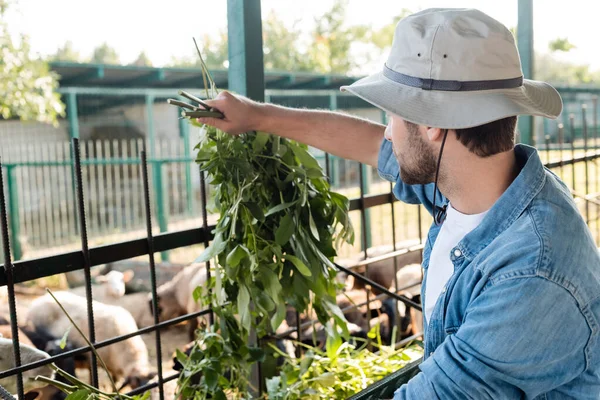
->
<box><xmin>393</xmin><ymin>276</ymin><xmax>590</xmax><ymax>399</ymax></box>
<box><xmin>378</xmin><ymin>139</ymin><xmax>446</xmax><ymax>216</ymax></box>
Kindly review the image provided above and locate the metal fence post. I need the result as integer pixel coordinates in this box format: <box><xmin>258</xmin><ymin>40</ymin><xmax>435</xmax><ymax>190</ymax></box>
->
<box><xmin>179</xmin><ymin>106</ymin><xmax>194</xmax><ymax>215</ymax></box>
<box><xmin>228</xmin><ymin>0</ymin><xmax>264</xmax><ymax>394</ymax></box>
<box><xmin>5</xmin><ymin>166</ymin><xmax>21</xmax><ymax>261</ymax></box>
<box><xmin>360</xmin><ymin>164</ymin><xmax>372</xmax><ymax>250</ymax></box>
<box><xmin>153</xmin><ymin>160</ymin><xmax>169</xmax><ymax>262</ymax></box>
<box><xmin>146</xmin><ymin>94</ymin><xmax>168</xmax><ymax>261</ymax></box>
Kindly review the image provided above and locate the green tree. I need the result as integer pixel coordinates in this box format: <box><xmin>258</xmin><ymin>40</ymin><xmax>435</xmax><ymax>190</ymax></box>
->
<box><xmin>90</xmin><ymin>42</ymin><xmax>120</xmax><ymax>65</ymax></box>
<box><xmin>307</xmin><ymin>0</ymin><xmax>355</xmax><ymax>73</ymax></box>
<box><xmin>0</xmin><ymin>0</ymin><xmax>65</xmax><ymax>124</ymax></box>
<box><xmin>263</xmin><ymin>10</ymin><xmax>314</xmax><ymax>71</ymax></box>
<box><xmin>131</xmin><ymin>50</ymin><xmax>152</xmax><ymax>67</ymax></box>
<box><xmin>49</xmin><ymin>40</ymin><xmax>81</xmax><ymax>63</ymax></box>
<box><xmin>549</xmin><ymin>37</ymin><xmax>576</xmax><ymax>52</ymax></box>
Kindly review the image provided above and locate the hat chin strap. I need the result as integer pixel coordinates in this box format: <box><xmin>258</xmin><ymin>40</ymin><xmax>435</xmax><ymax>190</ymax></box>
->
<box><xmin>433</xmin><ymin>130</ymin><xmax>449</xmax><ymax>226</ymax></box>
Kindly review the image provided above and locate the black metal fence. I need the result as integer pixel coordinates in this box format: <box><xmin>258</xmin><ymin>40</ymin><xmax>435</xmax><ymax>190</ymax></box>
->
<box><xmin>1</xmin><ymin>97</ymin><xmax>599</xmax><ymax>398</ymax></box>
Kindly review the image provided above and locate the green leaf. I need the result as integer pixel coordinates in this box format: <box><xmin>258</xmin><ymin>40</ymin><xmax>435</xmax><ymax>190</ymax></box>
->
<box><xmin>175</xmin><ymin>348</ymin><xmax>188</xmax><ymax>366</ymax></box>
<box><xmin>275</xmin><ymin>214</ymin><xmax>294</xmax><ymax>246</ymax></box>
<box><xmin>204</xmin><ymin>367</ymin><xmax>218</xmax><ymax>390</ymax></box>
<box><xmin>265</xmin><ymin>200</ymin><xmax>297</xmax><ymax>217</ymax></box>
<box><xmin>259</xmin><ymin>266</ymin><xmax>282</xmax><ymax>302</ymax></box>
<box><xmin>271</xmin><ymin>302</ymin><xmax>287</xmax><ymax>332</ymax></box>
<box><xmin>309</xmin><ymin>211</ymin><xmax>320</xmax><ymax>241</ymax></box>
<box><xmin>192</xmin><ymin>286</ymin><xmax>203</xmax><ymax>303</ymax></box>
<box><xmin>253</xmin><ymin>131</ymin><xmax>270</xmax><ymax>153</ymax></box>
<box><xmin>65</xmin><ymin>389</ymin><xmax>92</xmax><ymax>400</ymax></box>
<box><xmin>306</xmin><ymin>168</ymin><xmax>326</xmax><ymax>179</ymax></box>
<box><xmin>285</xmin><ymin>254</ymin><xmax>312</xmax><ymax>277</ymax></box>
<box><xmin>237</xmin><ymin>285</ymin><xmax>251</xmax><ymax>331</ymax></box>
<box><xmin>249</xmin><ymin>346</ymin><xmax>266</xmax><ymax>363</ymax></box>
<box><xmin>226</xmin><ymin>244</ymin><xmax>249</xmax><ymax>268</ymax></box>
<box><xmin>213</xmin><ymin>389</ymin><xmax>227</xmax><ymax>400</ymax></box>
<box><xmin>195</xmin><ymin>233</ymin><xmax>227</xmax><ymax>263</ymax></box>
<box><xmin>59</xmin><ymin>327</ymin><xmax>71</xmax><ymax>350</ymax></box>
<box><xmin>243</xmin><ymin>202</ymin><xmax>265</xmax><ymax>222</ymax></box>
<box><xmin>290</xmin><ymin>144</ymin><xmax>321</xmax><ymax>170</ymax></box>
<box><xmin>266</xmin><ymin>376</ymin><xmax>282</xmax><ymax>397</ymax></box>
<box><xmin>256</xmin><ymin>290</ymin><xmax>275</xmax><ymax>312</ymax></box>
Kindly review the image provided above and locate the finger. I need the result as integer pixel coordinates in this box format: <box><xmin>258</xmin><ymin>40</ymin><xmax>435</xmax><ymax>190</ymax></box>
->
<box><xmin>196</xmin><ymin>117</ymin><xmax>228</xmax><ymax>131</ymax></box>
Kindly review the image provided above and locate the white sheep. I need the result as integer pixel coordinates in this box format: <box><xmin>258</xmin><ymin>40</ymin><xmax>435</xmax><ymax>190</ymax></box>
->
<box><xmin>389</xmin><ymin>263</ymin><xmax>423</xmax><ymax>337</ymax></box>
<box><xmin>70</xmin><ymin>270</ymin><xmax>134</xmax><ymax>301</ymax></box>
<box><xmin>0</xmin><ymin>337</ymin><xmax>55</xmax><ymax>395</ymax></box>
<box><xmin>152</xmin><ymin>263</ymin><xmax>208</xmax><ymax>340</ymax></box>
<box><xmin>25</xmin><ymin>291</ymin><xmax>155</xmax><ymax>390</ymax></box>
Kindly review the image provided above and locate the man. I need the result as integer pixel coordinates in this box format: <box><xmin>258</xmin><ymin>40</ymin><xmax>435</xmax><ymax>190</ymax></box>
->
<box><xmin>196</xmin><ymin>8</ymin><xmax>600</xmax><ymax>399</ymax></box>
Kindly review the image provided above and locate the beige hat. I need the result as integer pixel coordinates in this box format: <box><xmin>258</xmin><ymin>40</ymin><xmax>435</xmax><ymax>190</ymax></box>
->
<box><xmin>341</xmin><ymin>8</ymin><xmax>562</xmax><ymax>129</ymax></box>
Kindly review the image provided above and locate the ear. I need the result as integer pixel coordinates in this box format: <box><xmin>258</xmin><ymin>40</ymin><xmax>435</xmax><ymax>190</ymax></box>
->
<box><xmin>122</xmin><ymin>269</ymin><xmax>134</xmax><ymax>283</ymax></box>
<box><xmin>426</xmin><ymin>127</ymin><xmax>443</xmax><ymax>142</ymax></box>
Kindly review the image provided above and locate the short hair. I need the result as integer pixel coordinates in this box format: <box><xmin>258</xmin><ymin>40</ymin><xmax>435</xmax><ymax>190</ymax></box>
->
<box><xmin>454</xmin><ymin>116</ymin><xmax>517</xmax><ymax>157</ymax></box>
<box><xmin>404</xmin><ymin>116</ymin><xmax>517</xmax><ymax>157</ymax></box>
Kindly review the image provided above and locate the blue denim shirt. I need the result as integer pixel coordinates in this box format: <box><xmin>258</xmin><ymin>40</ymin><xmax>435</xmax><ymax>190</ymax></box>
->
<box><xmin>377</xmin><ymin>140</ymin><xmax>600</xmax><ymax>399</ymax></box>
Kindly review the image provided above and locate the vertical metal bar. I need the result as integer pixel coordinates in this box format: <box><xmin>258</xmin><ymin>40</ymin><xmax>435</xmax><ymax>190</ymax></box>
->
<box><xmin>140</xmin><ymin>149</ymin><xmax>164</xmax><ymax>400</ymax></box>
<box><xmin>0</xmin><ymin>161</ymin><xmax>24</xmax><ymax>398</ymax></box>
<box><xmin>226</xmin><ymin>1</ymin><xmax>264</xmax><ymax>392</ymax></box>
<box><xmin>67</xmin><ymin>92</ymin><xmax>80</xmax><ymax>140</ymax></box>
<box><xmin>358</xmin><ymin>163</ymin><xmax>372</xmax><ymax>251</ymax></box>
<box><xmin>199</xmin><ymin>168</ymin><xmax>213</xmax><ymax>326</ymax></box>
<box><xmin>113</xmin><ymin>140</ymin><xmax>122</xmax><ymax>231</ymax></box>
<box><xmin>180</xmin><ymin>118</ymin><xmax>193</xmax><ymax>215</ymax></box>
<box><xmin>6</xmin><ymin>167</ymin><xmax>21</xmax><ymax>261</ymax></box>
<box><xmin>72</xmin><ymin>137</ymin><xmax>99</xmax><ymax>388</ymax></box>
<box><xmin>122</xmin><ymin>139</ymin><xmax>132</xmax><ymax>231</ymax></box>
<box><xmin>227</xmin><ymin>0</ymin><xmax>265</xmax><ymax>102</ymax></box>
<box><xmin>389</xmin><ymin>182</ymin><xmax>401</xmax><ymax>336</ymax></box>
<box><xmin>570</xmin><ymin>114</ymin><xmax>576</xmax><ymax>191</ymax></box>
<box><xmin>517</xmin><ymin>0</ymin><xmax>534</xmax><ymax>146</ymax></box>
<box><xmin>583</xmin><ymin>104</ymin><xmax>590</xmax><ymax>224</ymax></box>
<box><xmin>325</xmin><ymin>153</ymin><xmax>331</xmax><ymax>184</ymax></box>
<box><xmin>558</xmin><ymin>123</ymin><xmax>564</xmax><ymax>179</ymax></box>
<box><xmin>593</xmin><ymin>96</ymin><xmax>599</xmax><ymax>244</ymax></box>
<box><xmin>104</xmin><ymin>140</ymin><xmax>115</xmax><ymax>233</ymax></box>
<box><xmin>544</xmin><ymin>135</ymin><xmax>551</xmax><ymax>165</ymax></box>
<box><xmin>154</xmin><ymin>160</ymin><xmax>168</xmax><ymax>261</ymax></box>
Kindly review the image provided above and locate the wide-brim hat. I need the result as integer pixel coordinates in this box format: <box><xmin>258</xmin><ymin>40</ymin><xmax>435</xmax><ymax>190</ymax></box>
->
<box><xmin>341</xmin><ymin>8</ymin><xmax>563</xmax><ymax>129</ymax></box>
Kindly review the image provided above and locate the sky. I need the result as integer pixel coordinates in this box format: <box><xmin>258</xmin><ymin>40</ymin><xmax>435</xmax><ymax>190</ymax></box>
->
<box><xmin>5</xmin><ymin>0</ymin><xmax>600</xmax><ymax>74</ymax></box>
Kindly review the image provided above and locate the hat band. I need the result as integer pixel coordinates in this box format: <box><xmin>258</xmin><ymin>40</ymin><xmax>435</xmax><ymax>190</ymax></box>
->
<box><xmin>383</xmin><ymin>64</ymin><xmax>523</xmax><ymax>91</ymax></box>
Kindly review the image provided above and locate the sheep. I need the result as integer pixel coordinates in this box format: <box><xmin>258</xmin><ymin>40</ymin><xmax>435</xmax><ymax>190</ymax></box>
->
<box><xmin>0</xmin><ymin>337</ymin><xmax>55</xmax><ymax>395</ymax></box>
<box><xmin>151</xmin><ymin>263</ymin><xmax>208</xmax><ymax>340</ymax></box>
<box><xmin>25</xmin><ymin>292</ymin><xmax>155</xmax><ymax>390</ymax></box>
<box><xmin>69</xmin><ymin>270</ymin><xmax>134</xmax><ymax>301</ymax></box>
<box><xmin>336</xmin><ymin>244</ymin><xmax>422</xmax><ymax>295</ymax></box>
<box><xmin>389</xmin><ymin>263</ymin><xmax>423</xmax><ymax>338</ymax></box>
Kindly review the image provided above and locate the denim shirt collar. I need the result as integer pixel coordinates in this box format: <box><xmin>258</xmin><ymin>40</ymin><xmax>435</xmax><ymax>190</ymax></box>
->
<box><xmin>451</xmin><ymin>144</ymin><xmax>546</xmax><ymax>261</ymax></box>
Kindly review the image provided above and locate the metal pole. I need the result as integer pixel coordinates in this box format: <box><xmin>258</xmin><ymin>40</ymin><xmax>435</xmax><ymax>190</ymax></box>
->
<box><xmin>5</xmin><ymin>167</ymin><xmax>21</xmax><ymax>261</ymax></box>
<box><xmin>0</xmin><ymin>161</ymin><xmax>24</xmax><ymax>398</ymax></box>
<box><xmin>227</xmin><ymin>1</ymin><xmax>264</xmax><ymax>394</ymax></box>
<box><xmin>517</xmin><ymin>0</ymin><xmax>535</xmax><ymax>146</ymax></box>
<box><xmin>140</xmin><ymin>149</ymin><xmax>164</xmax><ymax>400</ymax></box>
<box><xmin>583</xmin><ymin>104</ymin><xmax>590</xmax><ymax>224</ymax></box>
<box><xmin>570</xmin><ymin>114</ymin><xmax>576</xmax><ymax>191</ymax></box>
<box><xmin>178</xmin><ymin>102</ymin><xmax>193</xmax><ymax>215</ymax></box>
<box><xmin>72</xmin><ymin>138</ymin><xmax>99</xmax><ymax>388</ymax></box>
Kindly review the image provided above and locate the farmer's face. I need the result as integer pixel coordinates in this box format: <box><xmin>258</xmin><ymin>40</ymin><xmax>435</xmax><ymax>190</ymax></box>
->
<box><xmin>384</xmin><ymin>114</ymin><xmax>437</xmax><ymax>185</ymax></box>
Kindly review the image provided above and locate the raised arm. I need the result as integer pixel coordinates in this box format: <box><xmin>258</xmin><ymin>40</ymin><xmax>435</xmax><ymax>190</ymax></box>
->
<box><xmin>197</xmin><ymin>91</ymin><xmax>384</xmax><ymax>168</ymax></box>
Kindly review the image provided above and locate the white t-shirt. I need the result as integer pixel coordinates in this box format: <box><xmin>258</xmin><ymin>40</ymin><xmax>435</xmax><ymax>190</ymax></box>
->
<box><xmin>424</xmin><ymin>203</ymin><xmax>488</xmax><ymax>323</ymax></box>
